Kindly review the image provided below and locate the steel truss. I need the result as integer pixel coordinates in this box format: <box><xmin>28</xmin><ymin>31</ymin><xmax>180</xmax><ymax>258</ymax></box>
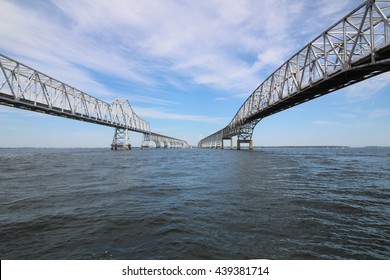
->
<box><xmin>111</xmin><ymin>128</ymin><xmax>131</xmax><ymax>150</ymax></box>
<box><xmin>142</xmin><ymin>132</ymin><xmax>188</xmax><ymax>149</ymax></box>
<box><xmin>0</xmin><ymin>54</ymin><xmax>149</xmax><ymax>132</ymax></box>
<box><xmin>0</xmin><ymin>54</ymin><xmax>187</xmax><ymax>148</ymax></box>
<box><xmin>199</xmin><ymin>0</ymin><xmax>390</xmax><ymax>149</ymax></box>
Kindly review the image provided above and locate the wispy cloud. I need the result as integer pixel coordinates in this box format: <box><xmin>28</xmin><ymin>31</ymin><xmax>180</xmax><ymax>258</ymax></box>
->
<box><xmin>0</xmin><ymin>0</ymin><xmax>152</xmax><ymax>99</ymax></box>
<box><xmin>129</xmin><ymin>95</ymin><xmax>179</xmax><ymax>106</ymax></box>
<box><xmin>297</xmin><ymin>0</ymin><xmax>355</xmax><ymax>38</ymax></box>
<box><xmin>315</xmin><ymin>0</ymin><xmax>355</xmax><ymax>18</ymax></box>
<box><xmin>338</xmin><ymin>113</ymin><xmax>358</xmax><ymax>119</ymax></box>
<box><xmin>0</xmin><ymin>0</ymin><xmax>315</xmax><ymax>97</ymax></box>
<box><xmin>367</xmin><ymin>108</ymin><xmax>390</xmax><ymax>119</ymax></box>
<box><xmin>134</xmin><ymin>107</ymin><xmax>227</xmax><ymax>124</ymax></box>
<box><xmin>344</xmin><ymin>72</ymin><xmax>390</xmax><ymax>101</ymax></box>
<box><xmin>311</xmin><ymin>120</ymin><xmax>345</xmax><ymax>127</ymax></box>
<box><xmin>1</xmin><ymin>0</ymin><xmax>371</xmax><ymax>99</ymax></box>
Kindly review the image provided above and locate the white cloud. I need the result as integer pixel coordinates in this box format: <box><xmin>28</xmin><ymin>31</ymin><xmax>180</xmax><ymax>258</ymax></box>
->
<box><xmin>129</xmin><ymin>95</ymin><xmax>178</xmax><ymax>106</ymax></box>
<box><xmin>310</xmin><ymin>120</ymin><xmax>345</xmax><ymax>127</ymax></box>
<box><xmin>315</xmin><ymin>0</ymin><xmax>355</xmax><ymax>18</ymax></box>
<box><xmin>256</xmin><ymin>47</ymin><xmax>291</xmax><ymax>68</ymax></box>
<box><xmin>134</xmin><ymin>107</ymin><xmax>227</xmax><ymax>124</ymax></box>
<box><xmin>344</xmin><ymin>72</ymin><xmax>390</xmax><ymax>101</ymax></box>
<box><xmin>52</xmin><ymin>0</ymin><xmax>307</xmax><ymax>93</ymax></box>
<box><xmin>338</xmin><ymin>113</ymin><xmax>358</xmax><ymax>119</ymax></box>
<box><xmin>0</xmin><ymin>0</ymin><xmax>152</xmax><ymax>98</ymax></box>
<box><xmin>367</xmin><ymin>109</ymin><xmax>390</xmax><ymax>119</ymax></box>
<box><xmin>0</xmin><ymin>0</ymin><xmax>344</xmax><ymax>98</ymax></box>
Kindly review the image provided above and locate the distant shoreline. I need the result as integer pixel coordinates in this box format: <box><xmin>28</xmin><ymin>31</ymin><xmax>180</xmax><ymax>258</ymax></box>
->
<box><xmin>1</xmin><ymin>146</ymin><xmax>389</xmax><ymax>149</ymax></box>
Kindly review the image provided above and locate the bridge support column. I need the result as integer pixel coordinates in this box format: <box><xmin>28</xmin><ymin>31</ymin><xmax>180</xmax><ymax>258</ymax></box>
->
<box><xmin>111</xmin><ymin>128</ymin><xmax>131</xmax><ymax>150</ymax></box>
<box><xmin>235</xmin><ymin>119</ymin><xmax>260</xmax><ymax>150</ymax></box>
<box><xmin>222</xmin><ymin>138</ymin><xmax>233</xmax><ymax>150</ymax></box>
<box><xmin>141</xmin><ymin>133</ymin><xmax>153</xmax><ymax>149</ymax></box>
<box><xmin>237</xmin><ymin>139</ymin><xmax>253</xmax><ymax>150</ymax></box>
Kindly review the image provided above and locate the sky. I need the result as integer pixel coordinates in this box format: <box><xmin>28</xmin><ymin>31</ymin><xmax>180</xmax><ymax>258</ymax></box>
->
<box><xmin>0</xmin><ymin>0</ymin><xmax>389</xmax><ymax>147</ymax></box>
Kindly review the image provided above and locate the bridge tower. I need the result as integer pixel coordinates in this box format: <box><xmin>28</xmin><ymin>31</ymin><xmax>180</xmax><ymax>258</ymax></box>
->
<box><xmin>141</xmin><ymin>133</ymin><xmax>153</xmax><ymax>149</ymax></box>
<box><xmin>111</xmin><ymin>128</ymin><xmax>131</xmax><ymax>150</ymax></box>
<box><xmin>236</xmin><ymin>119</ymin><xmax>261</xmax><ymax>150</ymax></box>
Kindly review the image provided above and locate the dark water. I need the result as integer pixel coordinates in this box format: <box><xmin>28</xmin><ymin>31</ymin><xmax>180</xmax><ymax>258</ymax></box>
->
<box><xmin>0</xmin><ymin>147</ymin><xmax>389</xmax><ymax>259</ymax></box>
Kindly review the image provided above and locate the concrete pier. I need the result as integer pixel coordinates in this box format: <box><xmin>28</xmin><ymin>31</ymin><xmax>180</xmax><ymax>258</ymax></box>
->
<box><xmin>111</xmin><ymin>143</ymin><xmax>131</xmax><ymax>150</ymax></box>
<box><xmin>237</xmin><ymin>139</ymin><xmax>253</xmax><ymax>150</ymax></box>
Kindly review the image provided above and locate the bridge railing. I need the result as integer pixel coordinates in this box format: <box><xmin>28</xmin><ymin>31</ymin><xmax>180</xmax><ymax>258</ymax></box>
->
<box><xmin>0</xmin><ymin>54</ymin><xmax>150</xmax><ymax>133</ymax></box>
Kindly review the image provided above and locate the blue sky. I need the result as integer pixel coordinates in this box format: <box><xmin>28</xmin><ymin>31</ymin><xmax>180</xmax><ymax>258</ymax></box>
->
<box><xmin>0</xmin><ymin>0</ymin><xmax>389</xmax><ymax>147</ymax></box>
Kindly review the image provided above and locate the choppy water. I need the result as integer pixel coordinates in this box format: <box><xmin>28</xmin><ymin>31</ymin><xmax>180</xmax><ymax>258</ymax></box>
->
<box><xmin>0</xmin><ymin>147</ymin><xmax>389</xmax><ymax>259</ymax></box>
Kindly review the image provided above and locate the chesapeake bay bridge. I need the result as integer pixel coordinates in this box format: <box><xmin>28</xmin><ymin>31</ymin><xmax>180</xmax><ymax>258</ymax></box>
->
<box><xmin>0</xmin><ymin>54</ymin><xmax>188</xmax><ymax>150</ymax></box>
<box><xmin>199</xmin><ymin>0</ymin><xmax>390</xmax><ymax>149</ymax></box>
<box><xmin>1</xmin><ymin>1</ymin><xmax>390</xmax><ymax>150</ymax></box>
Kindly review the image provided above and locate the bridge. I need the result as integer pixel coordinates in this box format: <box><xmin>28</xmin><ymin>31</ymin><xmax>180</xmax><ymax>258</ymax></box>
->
<box><xmin>0</xmin><ymin>54</ymin><xmax>188</xmax><ymax>149</ymax></box>
<box><xmin>199</xmin><ymin>0</ymin><xmax>390</xmax><ymax>149</ymax></box>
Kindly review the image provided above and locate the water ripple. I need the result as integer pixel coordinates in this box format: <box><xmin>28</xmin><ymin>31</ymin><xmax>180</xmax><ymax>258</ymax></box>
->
<box><xmin>0</xmin><ymin>147</ymin><xmax>389</xmax><ymax>259</ymax></box>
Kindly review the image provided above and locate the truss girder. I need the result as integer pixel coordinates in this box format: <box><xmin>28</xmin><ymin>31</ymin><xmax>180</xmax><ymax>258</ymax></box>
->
<box><xmin>142</xmin><ymin>133</ymin><xmax>188</xmax><ymax>148</ymax></box>
<box><xmin>198</xmin><ymin>130</ymin><xmax>224</xmax><ymax>148</ymax></box>
<box><xmin>199</xmin><ymin>0</ymin><xmax>390</xmax><ymax>148</ymax></box>
<box><xmin>0</xmin><ymin>54</ymin><xmax>150</xmax><ymax>134</ymax></box>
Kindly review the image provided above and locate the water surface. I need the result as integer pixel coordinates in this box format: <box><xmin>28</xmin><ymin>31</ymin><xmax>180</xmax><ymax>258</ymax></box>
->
<box><xmin>0</xmin><ymin>147</ymin><xmax>389</xmax><ymax>259</ymax></box>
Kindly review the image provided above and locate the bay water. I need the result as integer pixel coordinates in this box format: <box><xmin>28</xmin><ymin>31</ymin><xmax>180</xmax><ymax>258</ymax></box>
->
<box><xmin>0</xmin><ymin>147</ymin><xmax>389</xmax><ymax>259</ymax></box>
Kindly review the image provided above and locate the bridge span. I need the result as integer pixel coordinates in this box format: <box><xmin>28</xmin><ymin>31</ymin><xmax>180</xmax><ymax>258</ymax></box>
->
<box><xmin>199</xmin><ymin>0</ymin><xmax>390</xmax><ymax>149</ymax></box>
<box><xmin>0</xmin><ymin>54</ymin><xmax>188</xmax><ymax>149</ymax></box>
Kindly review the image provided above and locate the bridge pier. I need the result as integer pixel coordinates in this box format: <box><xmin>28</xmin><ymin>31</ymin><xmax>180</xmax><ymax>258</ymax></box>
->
<box><xmin>111</xmin><ymin>128</ymin><xmax>131</xmax><ymax>150</ymax></box>
<box><xmin>111</xmin><ymin>143</ymin><xmax>131</xmax><ymax>150</ymax></box>
<box><xmin>237</xmin><ymin>139</ymin><xmax>253</xmax><ymax>150</ymax></box>
<box><xmin>235</xmin><ymin>119</ymin><xmax>259</xmax><ymax>150</ymax></box>
<box><xmin>222</xmin><ymin>138</ymin><xmax>233</xmax><ymax>149</ymax></box>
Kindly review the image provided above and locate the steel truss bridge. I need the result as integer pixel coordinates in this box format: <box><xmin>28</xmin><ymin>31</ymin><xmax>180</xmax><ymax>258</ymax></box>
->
<box><xmin>199</xmin><ymin>0</ymin><xmax>390</xmax><ymax>149</ymax></box>
<box><xmin>0</xmin><ymin>54</ymin><xmax>188</xmax><ymax>149</ymax></box>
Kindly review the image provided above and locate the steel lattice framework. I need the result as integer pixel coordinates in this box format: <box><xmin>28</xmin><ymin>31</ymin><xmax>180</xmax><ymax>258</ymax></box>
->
<box><xmin>142</xmin><ymin>132</ymin><xmax>188</xmax><ymax>149</ymax></box>
<box><xmin>199</xmin><ymin>0</ymin><xmax>390</xmax><ymax>149</ymax></box>
<box><xmin>0</xmin><ymin>54</ymin><xmax>187</xmax><ymax>149</ymax></box>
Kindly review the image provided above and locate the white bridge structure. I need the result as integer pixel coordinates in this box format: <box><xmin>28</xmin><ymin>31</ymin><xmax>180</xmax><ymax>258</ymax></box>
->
<box><xmin>0</xmin><ymin>54</ymin><xmax>187</xmax><ymax>149</ymax></box>
<box><xmin>199</xmin><ymin>0</ymin><xmax>390</xmax><ymax>149</ymax></box>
